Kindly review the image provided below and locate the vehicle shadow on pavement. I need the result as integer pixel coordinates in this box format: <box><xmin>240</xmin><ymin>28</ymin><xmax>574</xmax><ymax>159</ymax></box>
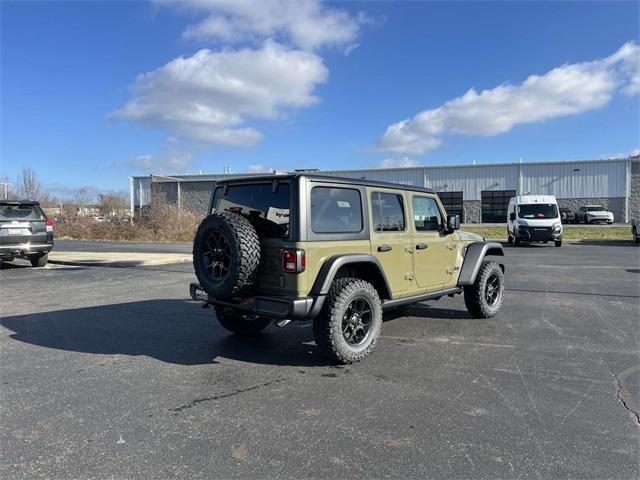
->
<box><xmin>0</xmin><ymin>299</ymin><xmax>337</xmax><ymax>367</ymax></box>
<box><xmin>0</xmin><ymin>299</ymin><xmax>475</xmax><ymax>367</ymax></box>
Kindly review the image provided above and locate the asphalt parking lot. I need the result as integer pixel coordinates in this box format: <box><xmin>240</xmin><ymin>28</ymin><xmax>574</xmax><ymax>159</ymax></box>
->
<box><xmin>1</xmin><ymin>241</ymin><xmax>639</xmax><ymax>479</ymax></box>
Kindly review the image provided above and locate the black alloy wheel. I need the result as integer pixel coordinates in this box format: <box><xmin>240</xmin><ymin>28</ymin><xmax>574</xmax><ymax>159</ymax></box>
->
<box><xmin>204</xmin><ymin>231</ymin><xmax>230</xmax><ymax>282</ymax></box>
<box><xmin>341</xmin><ymin>297</ymin><xmax>373</xmax><ymax>345</ymax></box>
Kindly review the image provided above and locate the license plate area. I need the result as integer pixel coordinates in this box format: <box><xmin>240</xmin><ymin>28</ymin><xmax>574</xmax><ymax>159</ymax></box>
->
<box><xmin>7</xmin><ymin>228</ymin><xmax>28</xmax><ymax>235</ymax></box>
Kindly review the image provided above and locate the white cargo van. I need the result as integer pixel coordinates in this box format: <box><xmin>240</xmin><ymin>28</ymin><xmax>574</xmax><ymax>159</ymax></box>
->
<box><xmin>507</xmin><ymin>195</ymin><xmax>562</xmax><ymax>247</ymax></box>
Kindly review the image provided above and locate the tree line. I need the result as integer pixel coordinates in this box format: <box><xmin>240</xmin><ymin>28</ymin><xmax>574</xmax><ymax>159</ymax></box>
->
<box><xmin>2</xmin><ymin>166</ymin><xmax>129</xmax><ymax>217</ymax></box>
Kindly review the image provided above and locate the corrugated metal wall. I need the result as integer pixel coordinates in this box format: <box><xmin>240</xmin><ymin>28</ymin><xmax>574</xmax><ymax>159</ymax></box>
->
<box><xmin>424</xmin><ymin>165</ymin><xmax>519</xmax><ymax>199</ymax></box>
<box><xmin>323</xmin><ymin>160</ymin><xmax>628</xmax><ymax>199</ymax></box>
<box><xmin>318</xmin><ymin>167</ymin><xmax>425</xmax><ymax>187</ymax></box>
<box><xmin>521</xmin><ymin>160</ymin><xmax>627</xmax><ymax>198</ymax></box>
<box><xmin>132</xmin><ymin>177</ymin><xmax>151</xmax><ymax>207</ymax></box>
<box><xmin>131</xmin><ymin>159</ymin><xmax>632</xmax><ymax>209</ymax></box>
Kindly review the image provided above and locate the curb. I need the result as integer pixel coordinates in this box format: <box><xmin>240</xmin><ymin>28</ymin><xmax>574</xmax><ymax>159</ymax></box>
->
<box><xmin>48</xmin><ymin>257</ymin><xmax>192</xmax><ymax>268</ymax></box>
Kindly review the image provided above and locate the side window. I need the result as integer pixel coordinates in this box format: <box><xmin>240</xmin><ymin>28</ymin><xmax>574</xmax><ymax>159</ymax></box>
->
<box><xmin>371</xmin><ymin>192</ymin><xmax>405</xmax><ymax>232</ymax></box>
<box><xmin>311</xmin><ymin>187</ymin><xmax>363</xmax><ymax>233</ymax></box>
<box><xmin>412</xmin><ymin>196</ymin><xmax>443</xmax><ymax>231</ymax></box>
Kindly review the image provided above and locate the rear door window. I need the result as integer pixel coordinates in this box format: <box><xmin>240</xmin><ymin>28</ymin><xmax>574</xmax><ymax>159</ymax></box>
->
<box><xmin>0</xmin><ymin>205</ymin><xmax>43</xmax><ymax>221</ymax></box>
<box><xmin>311</xmin><ymin>187</ymin><xmax>363</xmax><ymax>233</ymax></box>
<box><xmin>371</xmin><ymin>192</ymin><xmax>405</xmax><ymax>232</ymax></box>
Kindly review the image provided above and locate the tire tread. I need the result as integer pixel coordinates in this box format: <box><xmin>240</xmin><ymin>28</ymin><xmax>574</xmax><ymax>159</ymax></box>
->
<box><xmin>313</xmin><ymin>277</ymin><xmax>382</xmax><ymax>364</ymax></box>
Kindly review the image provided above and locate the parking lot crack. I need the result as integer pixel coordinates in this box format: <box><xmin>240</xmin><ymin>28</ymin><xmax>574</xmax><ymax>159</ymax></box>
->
<box><xmin>170</xmin><ymin>378</ymin><xmax>286</xmax><ymax>413</ymax></box>
<box><xmin>599</xmin><ymin>356</ymin><xmax>640</xmax><ymax>426</ymax></box>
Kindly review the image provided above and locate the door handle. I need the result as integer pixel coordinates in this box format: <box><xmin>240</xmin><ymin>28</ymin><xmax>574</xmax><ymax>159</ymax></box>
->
<box><xmin>416</xmin><ymin>243</ymin><xmax>428</xmax><ymax>250</ymax></box>
<box><xmin>377</xmin><ymin>245</ymin><xmax>392</xmax><ymax>252</ymax></box>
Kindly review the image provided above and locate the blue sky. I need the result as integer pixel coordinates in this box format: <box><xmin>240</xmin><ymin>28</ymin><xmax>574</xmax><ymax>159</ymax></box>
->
<box><xmin>1</xmin><ymin>1</ymin><xmax>639</xmax><ymax>196</ymax></box>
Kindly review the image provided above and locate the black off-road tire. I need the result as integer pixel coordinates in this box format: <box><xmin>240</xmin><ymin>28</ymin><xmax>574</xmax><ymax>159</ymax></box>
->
<box><xmin>193</xmin><ymin>212</ymin><xmax>260</xmax><ymax>299</ymax></box>
<box><xmin>514</xmin><ymin>237</ymin><xmax>521</xmax><ymax>247</ymax></box>
<box><xmin>507</xmin><ymin>232</ymin><xmax>513</xmax><ymax>244</ymax></box>
<box><xmin>555</xmin><ymin>240</ymin><xmax>562</xmax><ymax>247</ymax></box>
<box><xmin>464</xmin><ymin>260</ymin><xmax>504</xmax><ymax>319</ymax></box>
<box><xmin>313</xmin><ymin>278</ymin><xmax>383</xmax><ymax>364</ymax></box>
<box><xmin>214</xmin><ymin>305</ymin><xmax>271</xmax><ymax>336</ymax></box>
<box><xmin>30</xmin><ymin>253</ymin><xmax>48</xmax><ymax>268</ymax></box>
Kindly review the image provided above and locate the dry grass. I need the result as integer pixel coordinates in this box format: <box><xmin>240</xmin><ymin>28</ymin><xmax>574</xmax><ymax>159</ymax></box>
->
<box><xmin>56</xmin><ymin>204</ymin><xmax>201</xmax><ymax>243</ymax></box>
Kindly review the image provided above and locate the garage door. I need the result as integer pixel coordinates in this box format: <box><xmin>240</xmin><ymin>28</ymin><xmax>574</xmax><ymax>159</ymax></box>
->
<box><xmin>436</xmin><ymin>191</ymin><xmax>464</xmax><ymax>223</ymax></box>
<box><xmin>481</xmin><ymin>190</ymin><xmax>516</xmax><ymax>223</ymax></box>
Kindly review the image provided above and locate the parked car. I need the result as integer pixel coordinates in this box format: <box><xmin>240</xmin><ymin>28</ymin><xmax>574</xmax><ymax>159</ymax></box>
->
<box><xmin>575</xmin><ymin>205</ymin><xmax>614</xmax><ymax>224</ymax></box>
<box><xmin>507</xmin><ymin>195</ymin><xmax>562</xmax><ymax>247</ymax></box>
<box><xmin>189</xmin><ymin>174</ymin><xmax>505</xmax><ymax>363</ymax></box>
<box><xmin>559</xmin><ymin>207</ymin><xmax>576</xmax><ymax>224</ymax></box>
<box><xmin>0</xmin><ymin>200</ymin><xmax>54</xmax><ymax>267</ymax></box>
<box><xmin>632</xmin><ymin>217</ymin><xmax>640</xmax><ymax>243</ymax></box>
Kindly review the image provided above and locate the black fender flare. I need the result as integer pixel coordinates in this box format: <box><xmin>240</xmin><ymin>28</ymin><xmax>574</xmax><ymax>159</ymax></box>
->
<box><xmin>457</xmin><ymin>241</ymin><xmax>504</xmax><ymax>286</ymax></box>
<box><xmin>310</xmin><ymin>254</ymin><xmax>392</xmax><ymax>298</ymax></box>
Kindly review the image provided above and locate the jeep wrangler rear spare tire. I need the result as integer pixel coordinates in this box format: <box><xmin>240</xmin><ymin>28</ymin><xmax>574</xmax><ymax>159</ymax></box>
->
<box><xmin>193</xmin><ymin>212</ymin><xmax>261</xmax><ymax>299</ymax></box>
<box><xmin>313</xmin><ymin>277</ymin><xmax>383</xmax><ymax>364</ymax></box>
<box><xmin>464</xmin><ymin>260</ymin><xmax>504</xmax><ymax>318</ymax></box>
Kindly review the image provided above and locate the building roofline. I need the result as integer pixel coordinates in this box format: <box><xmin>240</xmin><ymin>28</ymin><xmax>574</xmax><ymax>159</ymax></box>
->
<box><xmin>129</xmin><ymin>156</ymin><xmax>639</xmax><ymax>180</ymax></box>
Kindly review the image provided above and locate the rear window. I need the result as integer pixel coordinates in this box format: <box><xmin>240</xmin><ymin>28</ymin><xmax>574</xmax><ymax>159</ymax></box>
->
<box><xmin>0</xmin><ymin>205</ymin><xmax>43</xmax><ymax>221</ymax></box>
<box><xmin>311</xmin><ymin>187</ymin><xmax>363</xmax><ymax>233</ymax></box>
<box><xmin>517</xmin><ymin>204</ymin><xmax>558</xmax><ymax>219</ymax></box>
<box><xmin>211</xmin><ymin>182</ymin><xmax>290</xmax><ymax>238</ymax></box>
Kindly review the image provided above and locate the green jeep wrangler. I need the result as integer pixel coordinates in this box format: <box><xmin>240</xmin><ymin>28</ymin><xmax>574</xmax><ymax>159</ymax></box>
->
<box><xmin>190</xmin><ymin>174</ymin><xmax>505</xmax><ymax>363</ymax></box>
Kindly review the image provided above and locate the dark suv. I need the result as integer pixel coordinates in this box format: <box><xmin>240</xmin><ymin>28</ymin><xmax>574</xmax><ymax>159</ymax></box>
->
<box><xmin>0</xmin><ymin>200</ymin><xmax>54</xmax><ymax>267</ymax></box>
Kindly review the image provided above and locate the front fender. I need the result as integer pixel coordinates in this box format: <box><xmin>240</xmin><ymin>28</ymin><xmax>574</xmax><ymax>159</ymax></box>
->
<box><xmin>457</xmin><ymin>241</ymin><xmax>504</xmax><ymax>286</ymax></box>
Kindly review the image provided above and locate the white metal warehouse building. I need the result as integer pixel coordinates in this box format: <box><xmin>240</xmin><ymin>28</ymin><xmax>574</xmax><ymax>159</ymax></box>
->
<box><xmin>130</xmin><ymin>156</ymin><xmax>640</xmax><ymax>223</ymax></box>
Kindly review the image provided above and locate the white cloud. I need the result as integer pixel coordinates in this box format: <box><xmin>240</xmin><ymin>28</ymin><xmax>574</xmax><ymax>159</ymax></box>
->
<box><xmin>378</xmin><ymin>42</ymin><xmax>640</xmax><ymax>156</ymax></box>
<box><xmin>246</xmin><ymin>164</ymin><xmax>271</xmax><ymax>173</ymax></box>
<box><xmin>120</xmin><ymin>152</ymin><xmax>195</xmax><ymax>173</ymax></box>
<box><xmin>111</xmin><ymin>41</ymin><xmax>328</xmax><ymax>146</ymax></box>
<box><xmin>375</xmin><ymin>157</ymin><xmax>423</xmax><ymax>169</ymax></box>
<box><xmin>157</xmin><ymin>0</ymin><xmax>363</xmax><ymax>52</ymax></box>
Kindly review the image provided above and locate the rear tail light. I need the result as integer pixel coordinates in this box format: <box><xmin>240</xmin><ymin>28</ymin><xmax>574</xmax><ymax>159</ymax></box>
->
<box><xmin>281</xmin><ymin>249</ymin><xmax>305</xmax><ymax>273</ymax></box>
<box><xmin>46</xmin><ymin>219</ymin><xmax>54</xmax><ymax>233</ymax></box>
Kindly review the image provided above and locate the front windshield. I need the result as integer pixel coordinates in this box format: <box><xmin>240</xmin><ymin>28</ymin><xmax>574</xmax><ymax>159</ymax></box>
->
<box><xmin>211</xmin><ymin>182</ymin><xmax>290</xmax><ymax>238</ymax></box>
<box><xmin>586</xmin><ymin>206</ymin><xmax>605</xmax><ymax>212</ymax></box>
<box><xmin>517</xmin><ymin>204</ymin><xmax>558</xmax><ymax>219</ymax></box>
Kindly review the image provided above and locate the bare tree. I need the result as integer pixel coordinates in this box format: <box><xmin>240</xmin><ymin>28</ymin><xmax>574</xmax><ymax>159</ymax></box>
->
<box><xmin>16</xmin><ymin>166</ymin><xmax>42</xmax><ymax>200</ymax></box>
<box><xmin>98</xmin><ymin>192</ymin><xmax>128</xmax><ymax>216</ymax></box>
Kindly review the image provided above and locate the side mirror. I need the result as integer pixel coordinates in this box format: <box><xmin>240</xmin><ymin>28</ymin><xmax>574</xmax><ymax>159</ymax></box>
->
<box><xmin>447</xmin><ymin>214</ymin><xmax>460</xmax><ymax>231</ymax></box>
<box><xmin>509</xmin><ymin>212</ymin><xmax>516</xmax><ymax>221</ymax></box>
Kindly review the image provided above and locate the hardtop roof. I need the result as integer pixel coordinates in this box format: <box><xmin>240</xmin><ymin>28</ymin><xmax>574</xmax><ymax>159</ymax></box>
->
<box><xmin>214</xmin><ymin>173</ymin><xmax>435</xmax><ymax>194</ymax></box>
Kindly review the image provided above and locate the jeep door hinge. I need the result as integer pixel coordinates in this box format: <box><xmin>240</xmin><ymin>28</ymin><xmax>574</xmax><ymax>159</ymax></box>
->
<box><xmin>404</xmin><ymin>272</ymin><xmax>414</xmax><ymax>281</ymax></box>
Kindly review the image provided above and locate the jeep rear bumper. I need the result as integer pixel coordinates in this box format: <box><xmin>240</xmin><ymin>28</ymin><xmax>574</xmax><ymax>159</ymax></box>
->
<box><xmin>189</xmin><ymin>283</ymin><xmax>321</xmax><ymax>320</ymax></box>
